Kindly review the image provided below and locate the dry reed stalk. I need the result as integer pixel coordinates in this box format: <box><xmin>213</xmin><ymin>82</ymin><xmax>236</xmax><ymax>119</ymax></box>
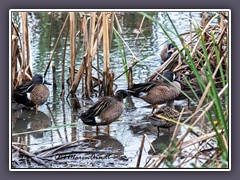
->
<box><xmin>96</xmin><ymin>26</ymin><xmax>101</xmax><ymax>96</ymax></box>
<box><xmin>180</xmin><ymin>130</ymin><xmax>223</xmax><ymax>149</ymax></box>
<box><xmin>91</xmin><ymin>13</ymin><xmax>103</xmax><ymax>55</ymax></box>
<box><xmin>102</xmin><ymin>12</ymin><xmax>110</xmax><ymax>96</ymax></box>
<box><xmin>136</xmin><ymin>134</ymin><xmax>146</xmax><ymax>168</ymax></box>
<box><xmin>12</xmin><ymin>145</ymin><xmax>50</xmax><ymax>168</ymax></box>
<box><xmin>71</xmin><ymin>113</ymin><xmax>77</xmax><ymax>142</ymax></box>
<box><xmin>176</xmin><ymin>83</ymin><xmax>228</xmax><ymax>147</ymax></box>
<box><xmin>134</xmin><ymin>16</ymin><xmax>145</xmax><ymax>44</ymax></box>
<box><xmin>85</xmin><ymin>12</ymin><xmax>96</xmax><ymax>98</ymax></box>
<box><xmin>44</xmin><ymin>13</ymin><xmax>69</xmax><ymax>78</ymax></box>
<box><xmin>60</xmin><ymin>24</ymin><xmax>70</xmax><ymax>98</ymax></box>
<box><xmin>170</xmin><ymin>107</ymin><xmax>185</xmax><ymax>143</ymax></box>
<box><xmin>114</xmin><ymin>14</ymin><xmax>123</xmax><ymax>35</ymax></box>
<box><xmin>52</xmin><ymin>64</ymin><xmax>57</xmax><ymax>89</ymax></box>
<box><xmin>21</xmin><ymin>12</ymin><xmax>30</xmax><ymax>69</ymax></box>
<box><xmin>68</xmin><ymin>56</ymin><xmax>86</xmax><ymax>96</ymax></box>
<box><xmin>220</xmin><ymin>12</ymin><xmax>226</xmax><ymax>31</ymax></box>
<box><xmin>69</xmin><ymin>12</ymin><xmax>76</xmax><ymax>87</ymax></box>
<box><xmin>108</xmin><ymin>72</ymin><xmax>114</xmax><ymax>96</ymax></box>
<box><xmin>81</xmin><ymin>14</ymin><xmax>89</xmax><ymax>97</ymax></box>
<box><xmin>202</xmin><ymin>12</ymin><xmax>208</xmax><ymax>40</ymax></box>
<box><xmin>12</xmin><ymin>35</ymin><xmax>18</xmax><ymax>89</ymax></box>
<box><xmin>108</xmin><ymin>13</ymin><xmax>115</xmax><ymax>49</ymax></box>
<box><xmin>128</xmin><ymin>66</ymin><xmax>133</xmax><ymax>89</ymax></box>
<box><xmin>144</xmin><ymin>134</ymin><xmax>156</xmax><ymax>155</ymax></box>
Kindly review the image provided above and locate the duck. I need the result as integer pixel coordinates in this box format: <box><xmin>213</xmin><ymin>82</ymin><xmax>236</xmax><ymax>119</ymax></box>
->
<box><xmin>160</xmin><ymin>43</ymin><xmax>175</xmax><ymax>62</ymax></box>
<box><xmin>79</xmin><ymin>90</ymin><xmax>128</xmax><ymax>133</ymax></box>
<box><xmin>128</xmin><ymin>70</ymin><xmax>182</xmax><ymax>113</ymax></box>
<box><xmin>12</xmin><ymin>74</ymin><xmax>51</xmax><ymax>111</ymax></box>
<box><xmin>149</xmin><ymin>105</ymin><xmax>180</xmax><ymax>135</ymax></box>
<box><xmin>127</xmin><ymin>70</ymin><xmax>176</xmax><ymax>97</ymax></box>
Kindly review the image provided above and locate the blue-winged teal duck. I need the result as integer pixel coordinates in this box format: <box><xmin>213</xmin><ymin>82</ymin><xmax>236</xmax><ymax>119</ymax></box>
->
<box><xmin>160</xmin><ymin>43</ymin><xmax>175</xmax><ymax>62</ymax></box>
<box><xmin>13</xmin><ymin>74</ymin><xmax>51</xmax><ymax>111</ymax></box>
<box><xmin>149</xmin><ymin>105</ymin><xmax>179</xmax><ymax>135</ymax></box>
<box><xmin>127</xmin><ymin>70</ymin><xmax>175</xmax><ymax>98</ymax></box>
<box><xmin>79</xmin><ymin>90</ymin><xmax>128</xmax><ymax>132</ymax></box>
<box><xmin>128</xmin><ymin>70</ymin><xmax>182</xmax><ymax>113</ymax></box>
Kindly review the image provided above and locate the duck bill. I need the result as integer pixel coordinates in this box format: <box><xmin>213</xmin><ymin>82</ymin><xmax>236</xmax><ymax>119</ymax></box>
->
<box><xmin>44</xmin><ymin>80</ymin><xmax>52</xmax><ymax>85</ymax></box>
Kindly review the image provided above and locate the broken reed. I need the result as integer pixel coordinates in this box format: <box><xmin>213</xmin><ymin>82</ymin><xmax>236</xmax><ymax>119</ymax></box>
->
<box><xmin>65</xmin><ymin>12</ymin><xmax>119</xmax><ymax>98</ymax></box>
<box><xmin>11</xmin><ymin>12</ymin><xmax>32</xmax><ymax>89</ymax></box>
<box><xmin>12</xmin><ymin>12</ymin><xmax>134</xmax><ymax>99</ymax></box>
<box><xmin>141</xmin><ymin>12</ymin><xmax>229</xmax><ymax>168</ymax></box>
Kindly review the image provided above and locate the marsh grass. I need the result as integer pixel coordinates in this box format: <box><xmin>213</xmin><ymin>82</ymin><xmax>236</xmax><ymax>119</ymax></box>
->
<box><xmin>11</xmin><ymin>11</ymin><xmax>229</xmax><ymax>169</ymax></box>
<box><xmin>141</xmin><ymin>11</ymin><xmax>229</xmax><ymax>168</ymax></box>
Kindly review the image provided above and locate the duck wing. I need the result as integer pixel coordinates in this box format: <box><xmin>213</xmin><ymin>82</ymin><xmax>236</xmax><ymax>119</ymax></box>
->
<box><xmin>128</xmin><ymin>82</ymin><xmax>157</xmax><ymax>97</ymax></box>
<box><xmin>13</xmin><ymin>81</ymin><xmax>36</xmax><ymax>94</ymax></box>
<box><xmin>80</xmin><ymin>97</ymin><xmax>110</xmax><ymax>119</ymax></box>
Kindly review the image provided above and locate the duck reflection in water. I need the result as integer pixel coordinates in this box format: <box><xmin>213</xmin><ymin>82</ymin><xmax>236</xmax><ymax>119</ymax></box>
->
<box><xmin>148</xmin><ymin>133</ymin><xmax>173</xmax><ymax>155</ymax></box>
<box><xmin>81</xmin><ymin>133</ymin><xmax>127</xmax><ymax>161</ymax></box>
<box><xmin>12</xmin><ymin>109</ymin><xmax>51</xmax><ymax>138</ymax></box>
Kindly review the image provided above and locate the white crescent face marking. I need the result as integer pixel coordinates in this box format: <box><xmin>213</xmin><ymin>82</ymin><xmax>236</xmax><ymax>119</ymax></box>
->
<box><xmin>173</xmin><ymin>73</ymin><xmax>176</xmax><ymax>81</ymax></box>
<box><xmin>42</xmin><ymin>77</ymin><xmax>45</xmax><ymax>84</ymax></box>
<box><xmin>27</xmin><ymin>93</ymin><xmax>31</xmax><ymax>100</ymax></box>
<box><xmin>95</xmin><ymin>117</ymin><xmax>102</xmax><ymax>124</ymax></box>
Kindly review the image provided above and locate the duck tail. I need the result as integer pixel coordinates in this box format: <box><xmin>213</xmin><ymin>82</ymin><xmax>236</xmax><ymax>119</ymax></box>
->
<box><xmin>126</xmin><ymin>89</ymin><xmax>140</xmax><ymax>97</ymax></box>
<box><xmin>79</xmin><ymin>113</ymin><xmax>97</xmax><ymax>126</ymax></box>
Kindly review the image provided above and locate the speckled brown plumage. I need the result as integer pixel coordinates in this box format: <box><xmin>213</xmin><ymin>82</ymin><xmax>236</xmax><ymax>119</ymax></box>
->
<box><xmin>149</xmin><ymin>106</ymin><xmax>180</xmax><ymax>134</ymax></box>
<box><xmin>30</xmin><ymin>84</ymin><xmax>50</xmax><ymax>106</ymax></box>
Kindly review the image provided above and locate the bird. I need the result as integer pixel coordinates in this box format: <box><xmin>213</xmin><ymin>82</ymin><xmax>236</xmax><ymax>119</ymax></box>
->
<box><xmin>148</xmin><ymin>105</ymin><xmax>180</xmax><ymax>135</ymax></box>
<box><xmin>160</xmin><ymin>43</ymin><xmax>175</xmax><ymax>62</ymax></box>
<box><xmin>12</xmin><ymin>74</ymin><xmax>51</xmax><ymax>111</ymax></box>
<box><xmin>79</xmin><ymin>90</ymin><xmax>128</xmax><ymax>134</ymax></box>
<box><xmin>127</xmin><ymin>70</ymin><xmax>176</xmax><ymax>97</ymax></box>
<box><xmin>128</xmin><ymin>70</ymin><xmax>182</xmax><ymax>113</ymax></box>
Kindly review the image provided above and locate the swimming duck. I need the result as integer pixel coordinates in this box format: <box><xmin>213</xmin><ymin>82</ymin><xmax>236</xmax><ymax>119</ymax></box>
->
<box><xmin>12</xmin><ymin>74</ymin><xmax>51</xmax><ymax>111</ymax></box>
<box><xmin>160</xmin><ymin>43</ymin><xmax>175</xmax><ymax>62</ymax></box>
<box><xmin>128</xmin><ymin>70</ymin><xmax>182</xmax><ymax>113</ymax></box>
<box><xmin>149</xmin><ymin>105</ymin><xmax>179</xmax><ymax>135</ymax></box>
<box><xmin>79</xmin><ymin>90</ymin><xmax>128</xmax><ymax>133</ymax></box>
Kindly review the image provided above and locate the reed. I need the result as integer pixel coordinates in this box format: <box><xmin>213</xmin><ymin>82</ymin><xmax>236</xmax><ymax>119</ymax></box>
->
<box><xmin>102</xmin><ymin>12</ymin><xmax>111</xmax><ymax>96</ymax></box>
<box><xmin>44</xmin><ymin>13</ymin><xmax>69</xmax><ymax>78</ymax></box>
<box><xmin>69</xmin><ymin>12</ymin><xmax>76</xmax><ymax>88</ymax></box>
<box><xmin>141</xmin><ymin>11</ymin><xmax>229</xmax><ymax>168</ymax></box>
<box><xmin>11</xmin><ymin>15</ymin><xmax>32</xmax><ymax>89</ymax></box>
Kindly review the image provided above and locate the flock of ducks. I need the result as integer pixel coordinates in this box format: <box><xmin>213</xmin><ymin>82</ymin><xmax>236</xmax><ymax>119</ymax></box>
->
<box><xmin>12</xmin><ymin>43</ymin><xmax>183</xmax><ymax>135</ymax></box>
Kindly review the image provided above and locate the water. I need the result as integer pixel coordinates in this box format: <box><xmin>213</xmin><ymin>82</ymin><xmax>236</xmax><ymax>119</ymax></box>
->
<box><xmin>11</xmin><ymin>11</ymin><xmax>211</xmax><ymax>168</ymax></box>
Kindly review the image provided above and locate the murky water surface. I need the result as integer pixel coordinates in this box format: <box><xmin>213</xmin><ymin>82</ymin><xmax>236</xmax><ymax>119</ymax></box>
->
<box><xmin>12</xmin><ymin>12</ymin><xmax>208</xmax><ymax>168</ymax></box>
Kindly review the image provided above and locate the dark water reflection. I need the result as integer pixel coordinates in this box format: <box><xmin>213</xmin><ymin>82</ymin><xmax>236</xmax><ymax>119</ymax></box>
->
<box><xmin>12</xmin><ymin>11</ymin><xmax>206</xmax><ymax>168</ymax></box>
